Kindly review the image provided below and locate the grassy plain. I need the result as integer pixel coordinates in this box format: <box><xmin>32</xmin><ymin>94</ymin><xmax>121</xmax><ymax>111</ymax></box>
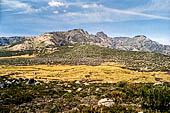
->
<box><xmin>0</xmin><ymin>62</ymin><xmax>169</xmax><ymax>83</ymax></box>
<box><xmin>0</xmin><ymin>54</ymin><xmax>35</xmax><ymax>59</ymax></box>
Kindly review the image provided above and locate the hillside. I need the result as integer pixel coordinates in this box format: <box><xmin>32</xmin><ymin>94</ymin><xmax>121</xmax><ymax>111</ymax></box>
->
<box><xmin>1</xmin><ymin>44</ymin><xmax>170</xmax><ymax>72</ymax></box>
<box><xmin>7</xmin><ymin>29</ymin><xmax>170</xmax><ymax>55</ymax></box>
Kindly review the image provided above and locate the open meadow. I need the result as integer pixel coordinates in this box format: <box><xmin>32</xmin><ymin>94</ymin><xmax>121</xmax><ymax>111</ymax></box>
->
<box><xmin>0</xmin><ymin>62</ymin><xmax>170</xmax><ymax>83</ymax></box>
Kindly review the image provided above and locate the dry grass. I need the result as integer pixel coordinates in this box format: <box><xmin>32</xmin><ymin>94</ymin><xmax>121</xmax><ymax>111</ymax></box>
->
<box><xmin>0</xmin><ymin>54</ymin><xmax>35</xmax><ymax>59</ymax></box>
<box><xmin>0</xmin><ymin>62</ymin><xmax>169</xmax><ymax>83</ymax></box>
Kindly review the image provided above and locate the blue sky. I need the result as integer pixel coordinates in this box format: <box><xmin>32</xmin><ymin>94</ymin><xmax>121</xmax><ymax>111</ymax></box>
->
<box><xmin>0</xmin><ymin>0</ymin><xmax>170</xmax><ymax>45</ymax></box>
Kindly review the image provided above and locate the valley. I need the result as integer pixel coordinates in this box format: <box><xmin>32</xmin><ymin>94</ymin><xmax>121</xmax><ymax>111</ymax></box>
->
<box><xmin>0</xmin><ymin>30</ymin><xmax>170</xmax><ymax>112</ymax></box>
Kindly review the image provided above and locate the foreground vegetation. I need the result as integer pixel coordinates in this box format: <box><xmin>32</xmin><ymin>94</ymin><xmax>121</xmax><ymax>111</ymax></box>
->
<box><xmin>0</xmin><ymin>76</ymin><xmax>169</xmax><ymax>112</ymax></box>
<box><xmin>0</xmin><ymin>44</ymin><xmax>169</xmax><ymax>112</ymax></box>
<box><xmin>0</xmin><ymin>44</ymin><xmax>170</xmax><ymax>72</ymax></box>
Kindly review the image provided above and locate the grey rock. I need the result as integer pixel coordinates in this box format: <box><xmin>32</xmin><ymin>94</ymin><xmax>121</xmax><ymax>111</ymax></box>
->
<box><xmin>98</xmin><ymin>98</ymin><xmax>115</xmax><ymax>107</ymax></box>
<box><xmin>76</xmin><ymin>88</ymin><xmax>83</xmax><ymax>92</ymax></box>
<box><xmin>96</xmin><ymin>88</ymin><xmax>100</xmax><ymax>91</ymax></box>
<box><xmin>0</xmin><ymin>83</ymin><xmax>6</xmax><ymax>88</ymax></box>
<box><xmin>153</xmin><ymin>82</ymin><xmax>163</xmax><ymax>86</ymax></box>
<box><xmin>75</xmin><ymin>80</ymin><xmax>81</xmax><ymax>84</ymax></box>
<box><xmin>0</xmin><ymin>82</ymin><xmax>11</xmax><ymax>88</ymax></box>
<box><xmin>83</xmin><ymin>82</ymin><xmax>90</xmax><ymax>86</ymax></box>
<box><xmin>67</xmin><ymin>85</ymin><xmax>72</xmax><ymax>88</ymax></box>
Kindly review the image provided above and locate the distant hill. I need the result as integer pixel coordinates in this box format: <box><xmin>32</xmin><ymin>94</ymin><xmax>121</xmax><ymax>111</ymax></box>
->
<box><xmin>2</xmin><ymin>29</ymin><xmax>170</xmax><ymax>55</ymax></box>
<box><xmin>0</xmin><ymin>36</ymin><xmax>26</xmax><ymax>46</ymax></box>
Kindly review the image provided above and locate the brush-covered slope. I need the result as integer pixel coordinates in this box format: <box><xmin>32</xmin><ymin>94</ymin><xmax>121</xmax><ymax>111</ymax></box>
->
<box><xmin>1</xmin><ymin>44</ymin><xmax>170</xmax><ymax>72</ymax></box>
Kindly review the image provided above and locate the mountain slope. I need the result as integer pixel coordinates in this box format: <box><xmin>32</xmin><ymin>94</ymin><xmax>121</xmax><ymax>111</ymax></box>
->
<box><xmin>0</xmin><ymin>36</ymin><xmax>26</xmax><ymax>46</ymax></box>
<box><xmin>112</xmin><ymin>35</ymin><xmax>170</xmax><ymax>55</ymax></box>
<box><xmin>9</xmin><ymin>29</ymin><xmax>113</xmax><ymax>51</ymax></box>
<box><xmin>6</xmin><ymin>29</ymin><xmax>170</xmax><ymax>55</ymax></box>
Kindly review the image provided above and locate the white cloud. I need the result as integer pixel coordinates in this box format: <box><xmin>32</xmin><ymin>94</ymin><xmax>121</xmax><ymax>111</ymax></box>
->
<box><xmin>147</xmin><ymin>0</ymin><xmax>170</xmax><ymax>11</ymax></box>
<box><xmin>130</xmin><ymin>0</ymin><xmax>170</xmax><ymax>14</ymax></box>
<box><xmin>103</xmin><ymin>7</ymin><xmax>170</xmax><ymax>20</ymax></box>
<box><xmin>1</xmin><ymin>0</ymin><xmax>30</xmax><ymax>9</ymax></box>
<box><xmin>82</xmin><ymin>3</ymin><xmax>102</xmax><ymax>9</ymax></box>
<box><xmin>3</xmin><ymin>0</ymin><xmax>170</xmax><ymax>21</ymax></box>
<box><xmin>1</xmin><ymin>0</ymin><xmax>48</xmax><ymax>14</ymax></box>
<box><xmin>53</xmin><ymin>10</ymin><xmax>59</xmax><ymax>14</ymax></box>
<box><xmin>48</xmin><ymin>1</ymin><xmax>65</xmax><ymax>7</ymax></box>
<box><xmin>82</xmin><ymin>4</ymin><xmax>89</xmax><ymax>8</ymax></box>
<box><xmin>80</xmin><ymin>3</ymin><xmax>170</xmax><ymax>21</ymax></box>
<box><xmin>49</xmin><ymin>2</ymin><xmax>170</xmax><ymax>25</ymax></box>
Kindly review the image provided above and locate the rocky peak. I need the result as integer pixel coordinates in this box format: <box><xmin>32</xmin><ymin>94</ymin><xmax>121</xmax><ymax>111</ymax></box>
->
<box><xmin>96</xmin><ymin>32</ymin><xmax>108</xmax><ymax>38</ymax></box>
<box><xmin>133</xmin><ymin>35</ymin><xmax>150</xmax><ymax>41</ymax></box>
<box><xmin>68</xmin><ymin>29</ymin><xmax>88</xmax><ymax>34</ymax></box>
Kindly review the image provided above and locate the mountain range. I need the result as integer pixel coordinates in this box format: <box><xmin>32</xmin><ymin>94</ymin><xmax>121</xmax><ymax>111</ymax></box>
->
<box><xmin>1</xmin><ymin>29</ymin><xmax>170</xmax><ymax>55</ymax></box>
<box><xmin>0</xmin><ymin>36</ymin><xmax>26</xmax><ymax>46</ymax></box>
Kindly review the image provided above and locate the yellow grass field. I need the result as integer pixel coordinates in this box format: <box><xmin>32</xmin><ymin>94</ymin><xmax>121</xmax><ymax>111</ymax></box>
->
<box><xmin>0</xmin><ymin>54</ymin><xmax>35</xmax><ymax>59</ymax></box>
<box><xmin>0</xmin><ymin>62</ymin><xmax>169</xmax><ymax>83</ymax></box>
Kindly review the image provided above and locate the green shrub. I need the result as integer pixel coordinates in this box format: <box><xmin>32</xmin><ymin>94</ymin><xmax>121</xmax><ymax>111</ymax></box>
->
<box><xmin>141</xmin><ymin>85</ymin><xmax>170</xmax><ymax>111</ymax></box>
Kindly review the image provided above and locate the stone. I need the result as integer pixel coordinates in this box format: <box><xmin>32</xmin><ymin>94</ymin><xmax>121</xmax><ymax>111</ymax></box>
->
<box><xmin>67</xmin><ymin>85</ymin><xmax>72</xmax><ymax>88</ymax></box>
<box><xmin>0</xmin><ymin>81</ymin><xmax>11</xmax><ymax>88</ymax></box>
<box><xmin>153</xmin><ymin>82</ymin><xmax>163</xmax><ymax>86</ymax></box>
<box><xmin>75</xmin><ymin>80</ymin><xmax>81</xmax><ymax>84</ymax></box>
<box><xmin>98</xmin><ymin>98</ymin><xmax>115</xmax><ymax>107</ymax></box>
<box><xmin>96</xmin><ymin>88</ymin><xmax>100</xmax><ymax>91</ymax></box>
<box><xmin>6</xmin><ymin>81</ymin><xmax>12</xmax><ymax>85</ymax></box>
<box><xmin>84</xmin><ymin>82</ymin><xmax>90</xmax><ymax>86</ymax></box>
<box><xmin>67</xmin><ymin>90</ymin><xmax>72</xmax><ymax>93</ymax></box>
<box><xmin>0</xmin><ymin>83</ymin><xmax>6</xmax><ymax>88</ymax></box>
<box><xmin>77</xmin><ymin>88</ymin><xmax>83</xmax><ymax>92</ymax></box>
<box><xmin>12</xmin><ymin>80</ymin><xmax>16</xmax><ymax>83</ymax></box>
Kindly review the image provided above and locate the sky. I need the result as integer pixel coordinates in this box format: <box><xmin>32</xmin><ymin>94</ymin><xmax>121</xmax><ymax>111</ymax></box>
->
<box><xmin>0</xmin><ymin>0</ymin><xmax>170</xmax><ymax>45</ymax></box>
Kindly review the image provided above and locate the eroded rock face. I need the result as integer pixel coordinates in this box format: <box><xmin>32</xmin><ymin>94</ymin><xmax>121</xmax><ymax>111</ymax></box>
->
<box><xmin>96</xmin><ymin>32</ymin><xmax>108</xmax><ymax>38</ymax></box>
